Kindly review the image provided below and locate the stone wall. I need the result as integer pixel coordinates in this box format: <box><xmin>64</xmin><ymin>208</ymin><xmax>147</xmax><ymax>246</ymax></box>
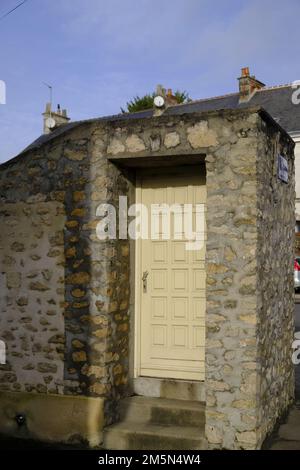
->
<box><xmin>0</xmin><ymin>125</ymin><xmax>108</xmax><ymax>445</ymax></box>
<box><xmin>293</xmin><ymin>137</ymin><xmax>300</xmax><ymax>221</ymax></box>
<box><xmin>0</xmin><ymin>109</ymin><xmax>239</xmax><ymax>410</ymax></box>
<box><xmin>0</xmin><ymin>121</ymin><xmax>133</xmax><ymax>422</ymax></box>
<box><xmin>0</xmin><ymin>202</ymin><xmax>65</xmax><ymax>393</ymax></box>
<box><xmin>205</xmin><ymin>111</ymin><xmax>261</xmax><ymax>449</ymax></box>
<box><xmin>204</xmin><ymin>111</ymin><xmax>295</xmax><ymax>449</ymax></box>
<box><xmin>70</xmin><ymin>128</ymin><xmax>133</xmax><ymax>422</ymax></box>
<box><xmin>256</xmin><ymin>118</ymin><xmax>295</xmax><ymax>442</ymax></box>
<box><xmin>0</xmin><ymin>107</ymin><xmax>295</xmax><ymax>448</ymax></box>
<box><xmin>0</xmin><ymin>125</ymin><xmax>92</xmax><ymax>396</ymax></box>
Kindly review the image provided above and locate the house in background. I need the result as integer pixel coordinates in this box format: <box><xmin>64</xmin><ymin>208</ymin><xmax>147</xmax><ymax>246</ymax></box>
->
<box><xmin>0</xmin><ymin>69</ymin><xmax>296</xmax><ymax>450</ymax></box>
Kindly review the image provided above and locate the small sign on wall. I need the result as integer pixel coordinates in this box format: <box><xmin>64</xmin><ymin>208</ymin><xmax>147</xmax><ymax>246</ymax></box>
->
<box><xmin>278</xmin><ymin>154</ymin><xmax>288</xmax><ymax>183</ymax></box>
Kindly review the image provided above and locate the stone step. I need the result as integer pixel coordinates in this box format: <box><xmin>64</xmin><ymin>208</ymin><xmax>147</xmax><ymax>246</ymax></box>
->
<box><xmin>133</xmin><ymin>377</ymin><xmax>205</xmax><ymax>401</ymax></box>
<box><xmin>103</xmin><ymin>396</ymin><xmax>207</xmax><ymax>450</ymax></box>
<box><xmin>119</xmin><ymin>396</ymin><xmax>205</xmax><ymax>427</ymax></box>
<box><xmin>103</xmin><ymin>421</ymin><xmax>207</xmax><ymax>450</ymax></box>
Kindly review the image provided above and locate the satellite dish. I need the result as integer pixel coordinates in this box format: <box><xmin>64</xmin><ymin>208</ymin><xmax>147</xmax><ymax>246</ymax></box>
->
<box><xmin>154</xmin><ymin>95</ymin><xmax>165</xmax><ymax>108</ymax></box>
<box><xmin>46</xmin><ymin>117</ymin><xmax>56</xmax><ymax>129</ymax></box>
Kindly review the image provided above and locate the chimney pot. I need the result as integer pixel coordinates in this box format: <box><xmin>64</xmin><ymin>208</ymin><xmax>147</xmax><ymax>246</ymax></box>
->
<box><xmin>156</xmin><ymin>84</ymin><xmax>164</xmax><ymax>96</ymax></box>
<box><xmin>241</xmin><ymin>67</ymin><xmax>250</xmax><ymax>77</ymax></box>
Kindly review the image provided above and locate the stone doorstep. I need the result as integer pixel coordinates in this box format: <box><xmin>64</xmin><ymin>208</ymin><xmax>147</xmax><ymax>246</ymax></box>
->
<box><xmin>103</xmin><ymin>422</ymin><xmax>207</xmax><ymax>451</ymax></box>
<box><xmin>103</xmin><ymin>396</ymin><xmax>207</xmax><ymax>451</ymax></box>
<box><xmin>119</xmin><ymin>396</ymin><xmax>206</xmax><ymax>427</ymax></box>
<box><xmin>133</xmin><ymin>377</ymin><xmax>205</xmax><ymax>401</ymax></box>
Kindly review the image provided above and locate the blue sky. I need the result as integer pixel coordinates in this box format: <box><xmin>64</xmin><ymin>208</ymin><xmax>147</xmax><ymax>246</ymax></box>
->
<box><xmin>0</xmin><ymin>0</ymin><xmax>300</xmax><ymax>162</ymax></box>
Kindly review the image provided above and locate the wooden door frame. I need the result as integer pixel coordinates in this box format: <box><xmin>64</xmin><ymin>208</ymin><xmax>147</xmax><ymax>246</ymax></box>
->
<box><xmin>133</xmin><ymin>165</ymin><xmax>206</xmax><ymax>379</ymax></box>
<box><xmin>134</xmin><ymin>174</ymin><xmax>142</xmax><ymax>378</ymax></box>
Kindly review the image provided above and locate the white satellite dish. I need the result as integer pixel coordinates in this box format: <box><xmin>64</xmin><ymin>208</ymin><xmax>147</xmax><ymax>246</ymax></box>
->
<box><xmin>46</xmin><ymin>117</ymin><xmax>56</xmax><ymax>129</ymax></box>
<box><xmin>154</xmin><ymin>95</ymin><xmax>165</xmax><ymax>108</ymax></box>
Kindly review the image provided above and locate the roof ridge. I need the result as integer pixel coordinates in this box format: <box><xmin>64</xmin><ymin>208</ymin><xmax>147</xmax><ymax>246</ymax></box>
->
<box><xmin>73</xmin><ymin>84</ymin><xmax>293</xmax><ymax>121</ymax></box>
<box><xmin>258</xmin><ymin>83</ymin><xmax>292</xmax><ymax>92</ymax></box>
<box><xmin>174</xmin><ymin>84</ymin><xmax>293</xmax><ymax>108</ymax></box>
<box><xmin>170</xmin><ymin>91</ymin><xmax>238</xmax><ymax>108</ymax></box>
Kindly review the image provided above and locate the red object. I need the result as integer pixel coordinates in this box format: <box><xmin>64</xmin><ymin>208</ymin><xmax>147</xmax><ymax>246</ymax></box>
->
<box><xmin>295</xmin><ymin>260</ymin><xmax>300</xmax><ymax>271</ymax></box>
<box><xmin>241</xmin><ymin>67</ymin><xmax>250</xmax><ymax>77</ymax></box>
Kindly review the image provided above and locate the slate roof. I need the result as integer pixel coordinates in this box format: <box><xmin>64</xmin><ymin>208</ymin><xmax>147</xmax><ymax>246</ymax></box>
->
<box><xmin>11</xmin><ymin>83</ymin><xmax>300</xmax><ymax>160</ymax></box>
<box><xmin>168</xmin><ymin>85</ymin><xmax>300</xmax><ymax>133</ymax></box>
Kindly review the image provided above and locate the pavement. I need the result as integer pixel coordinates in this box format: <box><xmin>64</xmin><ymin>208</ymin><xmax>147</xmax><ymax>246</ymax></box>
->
<box><xmin>295</xmin><ymin>293</ymin><xmax>300</xmax><ymax>305</ymax></box>
<box><xmin>268</xmin><ymin>301</ymin><xmax>300</xmax><ymax>450</ymax></box>
<box><xmin>296</xmin><ymin>302</ymin><xmax>300</xmax><ymax>403</ymax></box>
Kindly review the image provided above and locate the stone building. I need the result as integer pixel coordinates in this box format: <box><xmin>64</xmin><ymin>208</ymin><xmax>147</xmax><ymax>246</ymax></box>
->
<box><xmin>0</xmin><ymin>98</ymin><xmax>295</xmax><ymax>449</ymax></box>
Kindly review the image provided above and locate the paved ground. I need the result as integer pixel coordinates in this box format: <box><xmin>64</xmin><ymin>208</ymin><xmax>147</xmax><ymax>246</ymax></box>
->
<box><xmin>294</xmin><ymin>293</ymin><xmax>300</xmax><ymax>306</ymax></box>
<box><xmin>0</xmin><ymin>436</ymin><xmax>79</xmax><ymax>450</ymax></box>
<box><xmin>295</xmin><ymin>302</ymin><xmax>300</xmax><ymax>401</ymax></box>
<box><xmin>268</xmin><ymin>302</ymin><xmax>300</xmax><ymax>450</ymax></box>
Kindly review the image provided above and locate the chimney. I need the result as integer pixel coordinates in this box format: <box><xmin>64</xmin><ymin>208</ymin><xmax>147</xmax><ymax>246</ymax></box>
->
<box><xmin>153</xmin><ymin>85</ymin><xmax>178</xmax><ymax>116</ymax></box>
<box><xmin>165</xmin><ymin>88</ymin><xmax>178</xmax><ymax>107</ymax></box>
<box><xmin>238</xmin><ymin>67</ymin><xmax>265</xmax><ymax>103</ymax></box>
<box><xmin>43</xmin><ymin>102</ymin><xmax>70</xmax><ymax>134</ymax></box>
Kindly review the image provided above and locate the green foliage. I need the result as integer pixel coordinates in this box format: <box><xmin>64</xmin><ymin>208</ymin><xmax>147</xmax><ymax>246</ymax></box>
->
<box><xmin>121</xmin><ymin>89</ymin><xmax>191</xmax><ymax>113</ymax></box>
<box><xmin>121</xmin><ymin>93</ymin><xmax>155</xmax><ymax>114</ymax></box>
<box><xmin>174</xmin><ymin>90</ymin><xmax>191</xmax><ymax>104</ymax></box>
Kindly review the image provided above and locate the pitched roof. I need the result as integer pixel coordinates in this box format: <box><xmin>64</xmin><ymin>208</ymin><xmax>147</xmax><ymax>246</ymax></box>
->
<box><xmin>11</xmin><ymin>83</ymin><xmax>300</xmax><ymax>160</ymax></box>
<box><xmin>19</xmin><ymin>109</ymin><xmax>153</xmax><ymax>156</ymax></box>
<box><xmin>167</xmin><ymin>84</ymin><xmax>300</xmax><ymax>133</ymax></box>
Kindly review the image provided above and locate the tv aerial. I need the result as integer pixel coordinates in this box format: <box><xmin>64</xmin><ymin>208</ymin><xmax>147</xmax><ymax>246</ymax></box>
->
<box><xmin>43</xmin><ymin>82</ymin><xmax>56</xmax><ymax>129</ymax></box>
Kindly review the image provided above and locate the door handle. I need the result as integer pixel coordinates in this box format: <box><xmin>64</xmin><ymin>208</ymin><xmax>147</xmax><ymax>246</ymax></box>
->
<box><xmin>142</xmin><ymin>271</ymin><xmax>149</xmax><ymax>293</ymax></box>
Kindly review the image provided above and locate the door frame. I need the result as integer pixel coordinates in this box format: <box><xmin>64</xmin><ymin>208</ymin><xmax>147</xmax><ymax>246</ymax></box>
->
<box><xmin>133</xmin><ymin>174</ymin><xmax>142</xmax><ymax>378</ymax></box>
<box><xmin>133</xmin><ymin>166</ymin><xmax>206</xmax><ymax>380</ymax></box>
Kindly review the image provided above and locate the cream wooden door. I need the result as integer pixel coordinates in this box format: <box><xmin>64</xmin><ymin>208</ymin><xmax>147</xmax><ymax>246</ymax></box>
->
<box><xmin>137</xmin><ymin>167</ymin><xmax>206</xmax><ymax>381</ymax></box>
